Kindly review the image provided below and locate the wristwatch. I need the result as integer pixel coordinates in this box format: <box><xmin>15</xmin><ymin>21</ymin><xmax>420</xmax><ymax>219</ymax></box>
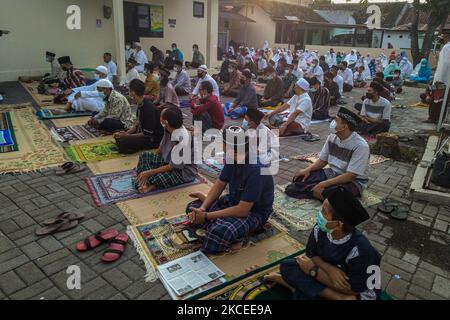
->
<box><xmin>204</xmin><ymin>212</ymin><xmax>209</xmax><ymax>222</ymax></box>
<box><xmin>309</xmin><ymin>266</ymin><xmax>319</xmax><ymax>279</ymax></box>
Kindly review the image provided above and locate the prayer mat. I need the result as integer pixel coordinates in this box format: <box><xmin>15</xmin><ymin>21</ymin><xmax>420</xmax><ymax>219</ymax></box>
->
<box><xmin>408</xmin><ymin>101</ymin><xmax>429</xmax><ymax>109</ymax></box>
<box><xmin>117</xmin><ymin>180</ymin><xmax>213</xmax><ymax>225</ymax></box>
<box><xmin>36</xmin><ymin>109</ymin><xmax>92</xmax><ymax>120</ymax></box>
<box><xmin>53</xmin><ymin>124</ymin><xmax>107</xmax><ymax>142</ymax></box>
<box><xmin>65</xmin><ymin>139</ymin><xmax>122</xmax><ymax>163</ymax></box>
<box><xmin>128</xmin><ymin>215</ymin><xmax>304</xmax><ymax>293</ymax></box>
<box><xmin>51</xmin><ymin>116</ymin><xmax>91</xmax><ymax>128</ymax></box>
<box><xmin>0</xmin><ymin>112</ymin><xmax>18</xmax><ymax>153</ymax></box>
<box><xmin>20</xmin><ymin>81</ymin><xmax>55</xmax><ymax>106</ymax></box>
<box><xmin>290</xmin><ymin>152</ymin><xmax>390</xmax><ymax>166</ymax></box>
<box><xmin>273</xmin><ymin>184</ymin><xmax>383</xmax><ymax>231</ymax></box>
<box><xmin>87</xmin><ymin>155</ymin><xmax>140</xmax><ymax>174</ymax></box>
<box><xmin>262</xmin><ymin>102</ymin><xmax>284</xmax><ymax>111</ymax></box>
<box><xmin>198</xmin><ymin>155</ymin><xmax>224</xmax><ymax>176</ymax></box>
<box><xmin>0</xmin><ymin>104</ymin><xmax>68</xmax><ymax>173</ymax></box>
<box><xmin>85</xmin><ymin>170</ymin><xmax>208</xmax><ymax>207</ymax></box>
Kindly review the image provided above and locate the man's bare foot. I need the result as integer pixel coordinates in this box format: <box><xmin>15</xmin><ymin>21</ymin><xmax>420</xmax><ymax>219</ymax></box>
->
<box><xmin>228</xmin><ymin>241</ymin><xmax>243</xmax><ymax>254</ymax></box>
<box><xmin>189</xmin><ymin>192</ymin><xmax>206</xmax><ymax>202</ymax></box>
<box><xmin>138</xmin><ymin>184</ymin><xmax>157</xmax><ymax>194</ymax></box>
<box><xmin>264</xmin><ymin>273</ymin><xmax>283</xmax><ymax>284</ymax></box>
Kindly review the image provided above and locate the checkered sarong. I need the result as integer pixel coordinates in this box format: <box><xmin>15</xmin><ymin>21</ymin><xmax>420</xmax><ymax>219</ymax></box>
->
<box><xmin>135</xmin><ymin>151</ymin><xmax>185</xmax><ymax>189</ymax></box>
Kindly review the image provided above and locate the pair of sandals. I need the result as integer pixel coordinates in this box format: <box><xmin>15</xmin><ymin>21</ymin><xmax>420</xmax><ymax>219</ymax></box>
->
<box><xmin>301</xmin><ymin>132</ymin><xmax>321</xmax><ymax>142</ymax></box>
<box><xmin>55</xmin><ymin>162</ymin><xmax>86</xmax><ymax>175</ymax></box>
<box><xmin>377</xmin><ymin>200</ymin><xmax>409</xmax><ymax>221</ymax></box>
<box><xmin>35</xmin><ymin>212</ymin><xmax>85</xmax><ymax>236</ymax></box>
<box><xmin>75</xmin><ymin>230</ymin><xmax>128</xmax><ymax>263</ymax></box>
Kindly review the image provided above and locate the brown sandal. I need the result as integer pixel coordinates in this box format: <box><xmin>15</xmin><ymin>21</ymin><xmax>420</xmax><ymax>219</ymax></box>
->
<box><xmin>35</xmin><ymin>218</ymin><xmax>79</xmax><ymax>236</ymax></box>
<box><xmin>43</xmin><ymin>212</ymin><xmax>85</xmax><ymax>226</ymax></box>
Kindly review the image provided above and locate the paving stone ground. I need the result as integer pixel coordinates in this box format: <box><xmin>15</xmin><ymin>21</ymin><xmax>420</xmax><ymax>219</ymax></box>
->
<box><xmin>0</xmin><ymin>81</ymin><xmax>449</xmax><ymax>300</ymax></box>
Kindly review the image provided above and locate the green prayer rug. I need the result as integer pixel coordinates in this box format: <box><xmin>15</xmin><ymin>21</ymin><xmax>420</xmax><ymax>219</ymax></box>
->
<box><xmin>0</xmin><ymin>112</ymin><xmax>19</xmax><ymax>153</ymax></box>
<box><xmin>65</xmin><ymin>140</ymin><xmax>122</xmax><ymax>163</ymax></box>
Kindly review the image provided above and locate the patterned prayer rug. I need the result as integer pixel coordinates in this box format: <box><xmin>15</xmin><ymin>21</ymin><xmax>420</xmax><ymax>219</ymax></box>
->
<box><xmin>54</xmin><ymin>124</ymin><xmax>107</xmax><ymax>142</ymax></box>
<box><xmin>85</xmin><ymin>170</ymin><xmax>208</xmax><ymax>207</ymax></box>
<box><xmin>0</xmin><ymin>112</ymin><xmax>18</xmax><ymax>153</ymax></box>
<box><xmin>36</xmin><ymin>109</ymin><xmax>92</xmax><ymax>120</ymax></box>
<box><xmin>65</xmin><ymin>140</ymin><xmax>121</xmax><ymax>163</ymax></box>
<box><xmin>273</xmin><ymin>185</ymin><xmax>383</xmax><ymax>231</ymax></box>
<box><xmin>0</xmin><ymin>104</ymin><xmax>68</xmax><ymax>174</ymax></box>
<box><xmin>290</xmin><ymin>152</ymin><xmax>390</xmax><ymax>166</ymax></box>
<box><xmin>128</xmin><ymin>215</ymin><xmax>304</xmax><ymax>294</ymax></box>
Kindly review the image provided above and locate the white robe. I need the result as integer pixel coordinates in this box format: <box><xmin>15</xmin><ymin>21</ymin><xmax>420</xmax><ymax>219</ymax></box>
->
<box><xmin>134</xmin><ymin>50</ymin><xmax>148</xmax><ymax>73</ymax></box>
<box><xmin>326</xmin><ymin>52</ymin><xmax>337</xmax><ymax>67</ymax></box>
<box><xmin>68</xmin><ymin>81</ymin><xmax>105</xmax><ymax>112</ymax></box>
<box><xmin>433</xmin><ymin>42</ymin><xmax>450</xmax><ymax>85</ymax></box>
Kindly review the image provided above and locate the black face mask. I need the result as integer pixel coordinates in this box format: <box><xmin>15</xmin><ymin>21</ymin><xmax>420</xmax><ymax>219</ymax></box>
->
<box><xmin>366</xmin><ymin>93</ymin><xmax>374</xmax><ymax>100</ymax></box>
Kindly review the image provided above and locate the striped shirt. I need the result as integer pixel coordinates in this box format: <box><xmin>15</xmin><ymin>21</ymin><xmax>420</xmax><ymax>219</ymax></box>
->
<box><xmin>319</xmin><ymin>132</ymin><xmax>370</xmax><ymax>191</ymax></box>
<box><xmin>63</xmin><ymin>67</ymin><xmax>86</xmax><ymax>89</ymax></box>
<box><xmin>361</xmin><ymin>97</ymin><xmax>392</xmax><ymax>121</ymax></box>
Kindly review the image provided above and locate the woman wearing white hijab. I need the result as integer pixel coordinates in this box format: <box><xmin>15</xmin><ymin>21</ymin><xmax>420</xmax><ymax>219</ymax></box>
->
<box><xmin>326</xmin><ymin>49</ymin><xmax>337</xmax><ymax>67</ymax></box>
<box><xmin>344</xmin><ymin>49</ymin><xmax>358</xmax><ymax>65</ymax></box>
<box><xmin>399</xmin><ymin>55</ymin><xmax>413</xmax><ymax>78</ymax></box>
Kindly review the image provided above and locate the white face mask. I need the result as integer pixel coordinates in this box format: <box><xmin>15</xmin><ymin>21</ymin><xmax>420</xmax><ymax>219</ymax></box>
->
<box><xmin>126</xmin><ymin>45</ymin><xmax>131</xmax><ymax>50</ymax></box>
<box><xmin>329</xmin><ymin>120</ymin><xmax>338</xmax><ymax>134</ymax></box>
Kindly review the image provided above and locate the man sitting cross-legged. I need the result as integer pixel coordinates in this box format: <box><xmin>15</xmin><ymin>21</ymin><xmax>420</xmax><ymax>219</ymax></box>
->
<box><xmin>309</xmin><ymin>76</ymin><xmax>331</xmax><ymax>121</ymax></box>
<box><xmin>224</xmin><ymin>69</ymin><xmax>258</xmax><ymax>120</ymax></box>
<box><xmin>134</xmin><ymin>107</ymin><xmax>198</xmax><ymax>194</ymax></box>
<box><xmin>65</xmin><ymin>65</ymin><xmax>109</xmax><ymax>113</ymax></box>
<box><xmin>258</xmin><ymin>66</ymin><xmax>284</xmax><ymax>108</ymax></box>
<box><xmin>265</xmin><ymin>186</ymin><xmax>381</xmax><ymax>300</ymax></box>
<box><xmin>186</xmin><ymin>126</ymin><xmax>275</xmax><ymax>254</ymax></box>
<box><xmin>264</xmin><ymin>78</ymin><xmax>312</xmax><ymax>137</ymax></box>
<box><xmin>114</xmin><ymin>79</ymin><xmax>164</xmax><ymax>154</ymax></box>
<box><xmin>285</xmin><ymin>107</ymin><xmax>369</xmax><ymax>200</ymax></box>
<box><xmin>355</xmin><ymin>82</ymin><xmax>392</xmax><ymax>135</ymax></box>
<box><xmin>87</xmin><ymin>79</ymin><xmax>136</xmax><ymax>133</ymax></box>
<box><xmin>190</xmin><ymin>81</ymin><xmax>224</xmax><ymax>133</ymax></box>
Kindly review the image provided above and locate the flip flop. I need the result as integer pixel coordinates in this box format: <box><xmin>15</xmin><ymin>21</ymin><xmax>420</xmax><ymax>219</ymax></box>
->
<box><xmin>390</xmin><ymin>206</ymin><xmax>409</xmax><ymax>221</ymax></box>
<box><xmin>398</xmin><ymin>136</ymin><xmax>413</xmax><ymax>142</ymax></box>
<box><xmin>75</xmin><ymin>229</ymin><xmax>119</xmax><ymax>252</ymax></box>
<box><xmin>302</xmin><ymin>133</ymin><xmax>320</xmax><ymax>142</ymax></box>
<box><xmin>55</xmin><ymin>162</ymin><xmax>86</xmax><ymax>175</ymax></box>
<box><xmin>101</xmin><ymin>233</ymin><xmax>128</xmax><ymax>263</ymax></box>
<box><xmin>43</xmin><ymin>212</ymin><xmax>85</xmax><ymax>226</ymax></box>
<box><xmin>35</xmin><ymin>218</ymin><xmax>79</xmax><ymax>236</ymax></box>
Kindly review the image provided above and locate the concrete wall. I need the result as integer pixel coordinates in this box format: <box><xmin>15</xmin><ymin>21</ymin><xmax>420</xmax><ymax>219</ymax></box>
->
<box><xmin>382</xmin><ymin>31</ymin><xmax>424</xmax><ymax>50</ymax></box>
<box><xmin>130</xmin><ymin>0</ymin><xmax>218</xmax><ymax>68</ymax></box>
<box><xmin>0</xmin><ymin>0</ymin><xmax>116</xmax><ymax>82</ymax></box>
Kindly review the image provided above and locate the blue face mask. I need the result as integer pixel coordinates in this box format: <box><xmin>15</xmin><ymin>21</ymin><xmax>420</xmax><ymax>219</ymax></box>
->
<box><xmin>316</xmin><ymin>211</ymin><xmax>334</xmax><ymax>233</ymax></box>
<box><xmin>155</xmin><ymin>74</ymin><xmax>161</xmax><ymax>82</ymax></box>
<box><xmin>242</xmin><ymin>119</ymin><xmax>249</xmax><ymax>130</ymax></box>
<box><xmin>98</xmin><ymin>91</ymin><xmax>106</xmax><ymax>99</ymax></box>
<box><xmin>94</xmin><ymin>74</ymin><xmax>100</xmax><ymax>81</ymax></box>
<box><xmin>309</xmin><ymin>88</ymin><xmax>317</xmax><ymax>93</ymax></box>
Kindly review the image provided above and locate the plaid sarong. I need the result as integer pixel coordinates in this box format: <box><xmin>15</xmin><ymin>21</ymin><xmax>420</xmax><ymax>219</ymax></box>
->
<box><xmin>135</xmin><ymin>151</ymin><xmax>185</xmax><ymax>189</ymax></box>
<box><xmin>186</xmin><ymin>195</ymin><xmax>267</xmax><ymax>254</ymax></box>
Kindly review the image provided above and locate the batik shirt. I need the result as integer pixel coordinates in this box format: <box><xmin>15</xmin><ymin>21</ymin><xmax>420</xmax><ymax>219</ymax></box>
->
<box><xmin>94</xmin><ymin>90</ymin><xmax>135</xmax><ymax>129</ymax></box>
<box><xmin>319</xmin><ymin>132</ymin><xmax>370</xmax><ymax>192</ymax></box>
<box><xmin>306</xmin><ymin>225</ymin><xmax>381</xmax><ymax>300</ymax></box>
<box><xmin>63</xmin><ymin>67</ymin><xmax>86</xmax><ymax>89</ymax></box>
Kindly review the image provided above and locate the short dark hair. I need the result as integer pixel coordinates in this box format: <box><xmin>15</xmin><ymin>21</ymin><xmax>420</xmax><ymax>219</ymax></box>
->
<box><xmin>341</xmin><ymin>61</ymin><xmax>348</xmax><ymax>67</ymax></box>
<box><xmin>171</xmin><ymin>43</ymin><xmax>177</xmax><ymax>47</ymax></box>
<box><xmin>174</xmin><ymin>60</ymin><xmax>183</xmax><ymax>67</ymax></box>
<box><xmin>308</xmin><ymin>76</ymin><xmax>320</xmax><ymax>86</ymax></box>
<box><xmin>193</xmin><ymin>44</ymin><xmax>199</xmax><ymax>49</ymax></box>
<box><xmin>359</xmin><ymin>66</ymin><xmax>365</xmax><ymax>70</ymax></box>
<box><xmin>369</xmin><ymin>81</ymin><xmax>383</xmax><ymax>94</ymax></box>
<box><xmin>319</xmin><ymin>55</ymin><xmax>326</xmax><ymax>61</ymax></box>
<box><xmin>393</xmin><ymin>69</ymin><xmax>401</xmax><ymax>73</ymax></box>
<box><xmin>129</xmin><ymin>79</ymin><xmax>146</xmax><ymax>96</ymax></box>
<box><xmin>145</xmin><ymin>62</ymin><xmax>155</xmax><ymax>72</ymax></box>
<box><xmin>375</xmin><ymin>71</ymin><xmax>384</xmax><ymax>79</ymax></box>
<box><xmin>242</xmin><ymin>69</ymin><xmax>252</xmax><ymax>79</ymax></box>
<box><xmin>245</xmin><ymin>109</ymin><xmax>265</xmax><ymax>125</ymax></box>
<box><xmin>200</xmin><ymin>81</ymin><xmax>213</xmax><ymax>94</ymax></box>
<box><xmin>324</xmin><ymin>71</ymin><xmax>334</xmax><ymax>80</ymax></box>
<box><xmin>162</xmin><ymin>107</ymin><xmax>183</xmax><ymax>129</ymax></box>
<box><xmin>104</xmin><ymin>52</ymin><xmax>112</xmax><ymax>57</ymax></box>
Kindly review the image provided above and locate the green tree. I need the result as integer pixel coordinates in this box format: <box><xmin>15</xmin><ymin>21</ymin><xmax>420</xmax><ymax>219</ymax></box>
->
<box><xmin>411</xmin><ymin>0</ymin><xmax>450</xmax><ymax>65</ymax></box>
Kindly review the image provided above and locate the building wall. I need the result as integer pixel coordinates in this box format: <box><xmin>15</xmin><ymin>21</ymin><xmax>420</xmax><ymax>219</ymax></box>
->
<box><xmin>129</xmin><ymin>0</ymin><xmax>217</xmax><ymax>68</ymax></box>
<box><xmin>382</xmin><ymin>31</ymin><xmax>424</xmax><ymax>50</ymax></box>
<box><xmin>0</xmin><ymin>0</ymin><xmax>116</xmax><ymax>82</ymax></box>
<box><xmin>228</xmin><ymin>4</ymin><xmax>276</xmax><ymax>48</ymax></box>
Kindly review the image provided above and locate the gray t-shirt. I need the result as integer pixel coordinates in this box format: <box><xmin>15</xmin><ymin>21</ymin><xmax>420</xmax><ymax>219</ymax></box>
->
<box><xmin>319</xmin><ymin>132</ymin><xmax>370</xmax><ymax>191</ymax></box>
<box><xmin>361</xmin><ymin>97</ymin><xmax>392</xmax><ymax>121</ymax></box>
<box><xmin>160</xmin><ymin>126</ymin><xmax>198</xmax><ymax>182</ymax></box>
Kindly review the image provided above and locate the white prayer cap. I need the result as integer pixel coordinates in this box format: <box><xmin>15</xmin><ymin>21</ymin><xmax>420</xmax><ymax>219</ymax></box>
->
<box><xmin>95</xmin><ymin>66</ymin><xmax>108</xmax><ymax>75</ymax></box>
<box><xmin>96</xmin><ymin>79</ymin><xmax>113</xmax><ymax>89</ymax></box>
<box><xmin>134</xmin><ymin>42</ymin><xmax>142</xmax><ymax>48</ymax></box>
<box><xmin>295</xmin><ymin>78</ymin><xmax>310</xmax><ymax>91</ymax></box>
<box><xmin>198</xmin><ymin>65</ymin><xmax>208</xmax><ymax>72</ymax></box>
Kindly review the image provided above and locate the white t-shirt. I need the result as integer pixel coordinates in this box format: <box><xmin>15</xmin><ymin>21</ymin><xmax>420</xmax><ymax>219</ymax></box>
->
<box><xmin>308</xmin><ymin>65</ymin><xmax>324</xmax><ymax>84</ymax></box>
<box><xmin>258</xmin><ymin>58</ymin><xmax>268</xmax><ymax>71</ymax></box>
<box><xmin>104</xmin><ymin>60</ymin><xmax>118</xmax><ymax>82</ymax></box>
<box><xmin>333</xmin><ymin>75</ymin><xmax>344</xmax><ymax>95</ymax></box>
<box><xmin>361</xmin><ymin>97</ymin><xmax>392</xmax><ymax>121</ymax></box>
<box><xmin>123</xmin><ymin>67</ymin><xmax>140</xmax><ymax>85</ymax></box>
<box><xmin>339</xmin><ymin>68</ymin><xmax>354</xmax><ymax>86</ymax></box>
<box><xmin>434</xmin><ymin>42</ymin><xmax>450</xmax><ymax>85</ymax></box>
<box><xmin>287</xmin><ymin>92</ymin><xmax>312</xmax><ymax>131</ymax></box>
<box><xmin>192</xmin><ymin>74</ymin><xmax>220</xmax><ymax>97</ymax></box>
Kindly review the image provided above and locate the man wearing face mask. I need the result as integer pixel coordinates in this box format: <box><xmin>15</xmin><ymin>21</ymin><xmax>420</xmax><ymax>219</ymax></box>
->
<box><xmin>307</xmin><ymin>59</ymin><xmax>324</xmax><ymax>84</ymax></box>
<box><xmin>185</xmin><ymin>44</ymin><xmax>205</xmax><ymax>69</ymax></box>
<box><xmin>264</xmin><ymin>78</ymin><xmax>312</xmax><ymax>137</ymax></box>
<box><xmin>259</xmin><ymin>66</ymin><xmax>284</xmax><ymax>108</ymax></box>
<box><xmin>225</xmin><ymin>70</ymin><xmax>258</xmax><ymax>119</ymax></box>
<box><xmin>122</xmin><ymin>58</ymin><xmax>140</xmax><ymax>86</ymax></box>
<box><xmin>282</xmin><ymin>64</ymin><xmax>298</xmax><ymax>98</ymax></box>
<box><xmin>103</xmin><ymin>52</ymin><xmax>118</xmax><ymax>84</ymax></box>
<box><xmin>287</xmin><ymin>107</ymin><xmax>369</xmax><ymax>200</ymax></box>
<box><xmin>338</xmin><ymin>61</ymin><xmax>353</xmax><ymax>92</ymax></box>
<box><xmin>191</xmin><ymin>65</ymin><xmax>220</xmax><ymax>98</ymax></box>
<box><xmin>171</xmin><ymin>61</ymin><xmax>191</xmax><ymax>96</ymax></box>
<box><xmin>308</xmin><ymin>77</ymin><xmax>330</xmax><ymax>121</ymax></box>
<box><xmin>42</xmin><ymin>51</ymin><xmax>65</xmax><ymax>85</ymax></box>
<box><xmin>171</xmin><ymin>43</ymin><xmax>184</xmax><ymax>63</ymax></box>
<box><xmin>65</xmin><ymin>66</ymin><xmax>108</xmax><ymax>112</ymax></box>
<box><xmin>134</xmin><ymin>42</ymin><xmax>148</xmax><ymax>74</ymax></box>
<box><xmin>114</xmin><ymin>79</ymin><xmax>164</xmax><ymax>154</ymax></box>
<box><xmin>213</xmin><ymin>54</ymin><xmax>231</xmax><ymax>83</ymax></box>
<box><xmin>265</xmin><ymin>186</ymin><xmax>381</xmax><ymax>300</ymax></box>
<box><xmin>355</xmin><ymin>82</ymin><xmax>392</xmax><ymax>135</ymax></box>
<box><xmin>220</xmin><ymin>62</ymin><xmax>241</xmax><ymax>97</ymax></box>
<box><xmin>87</xmin><ymin>79</ymin><xmax>135</xmax><ymax>133</ymax></box>
<box><xmin>191</xmin><ymin>81</ymin><xmax>224</xmax><ymax>132</ymax></box>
